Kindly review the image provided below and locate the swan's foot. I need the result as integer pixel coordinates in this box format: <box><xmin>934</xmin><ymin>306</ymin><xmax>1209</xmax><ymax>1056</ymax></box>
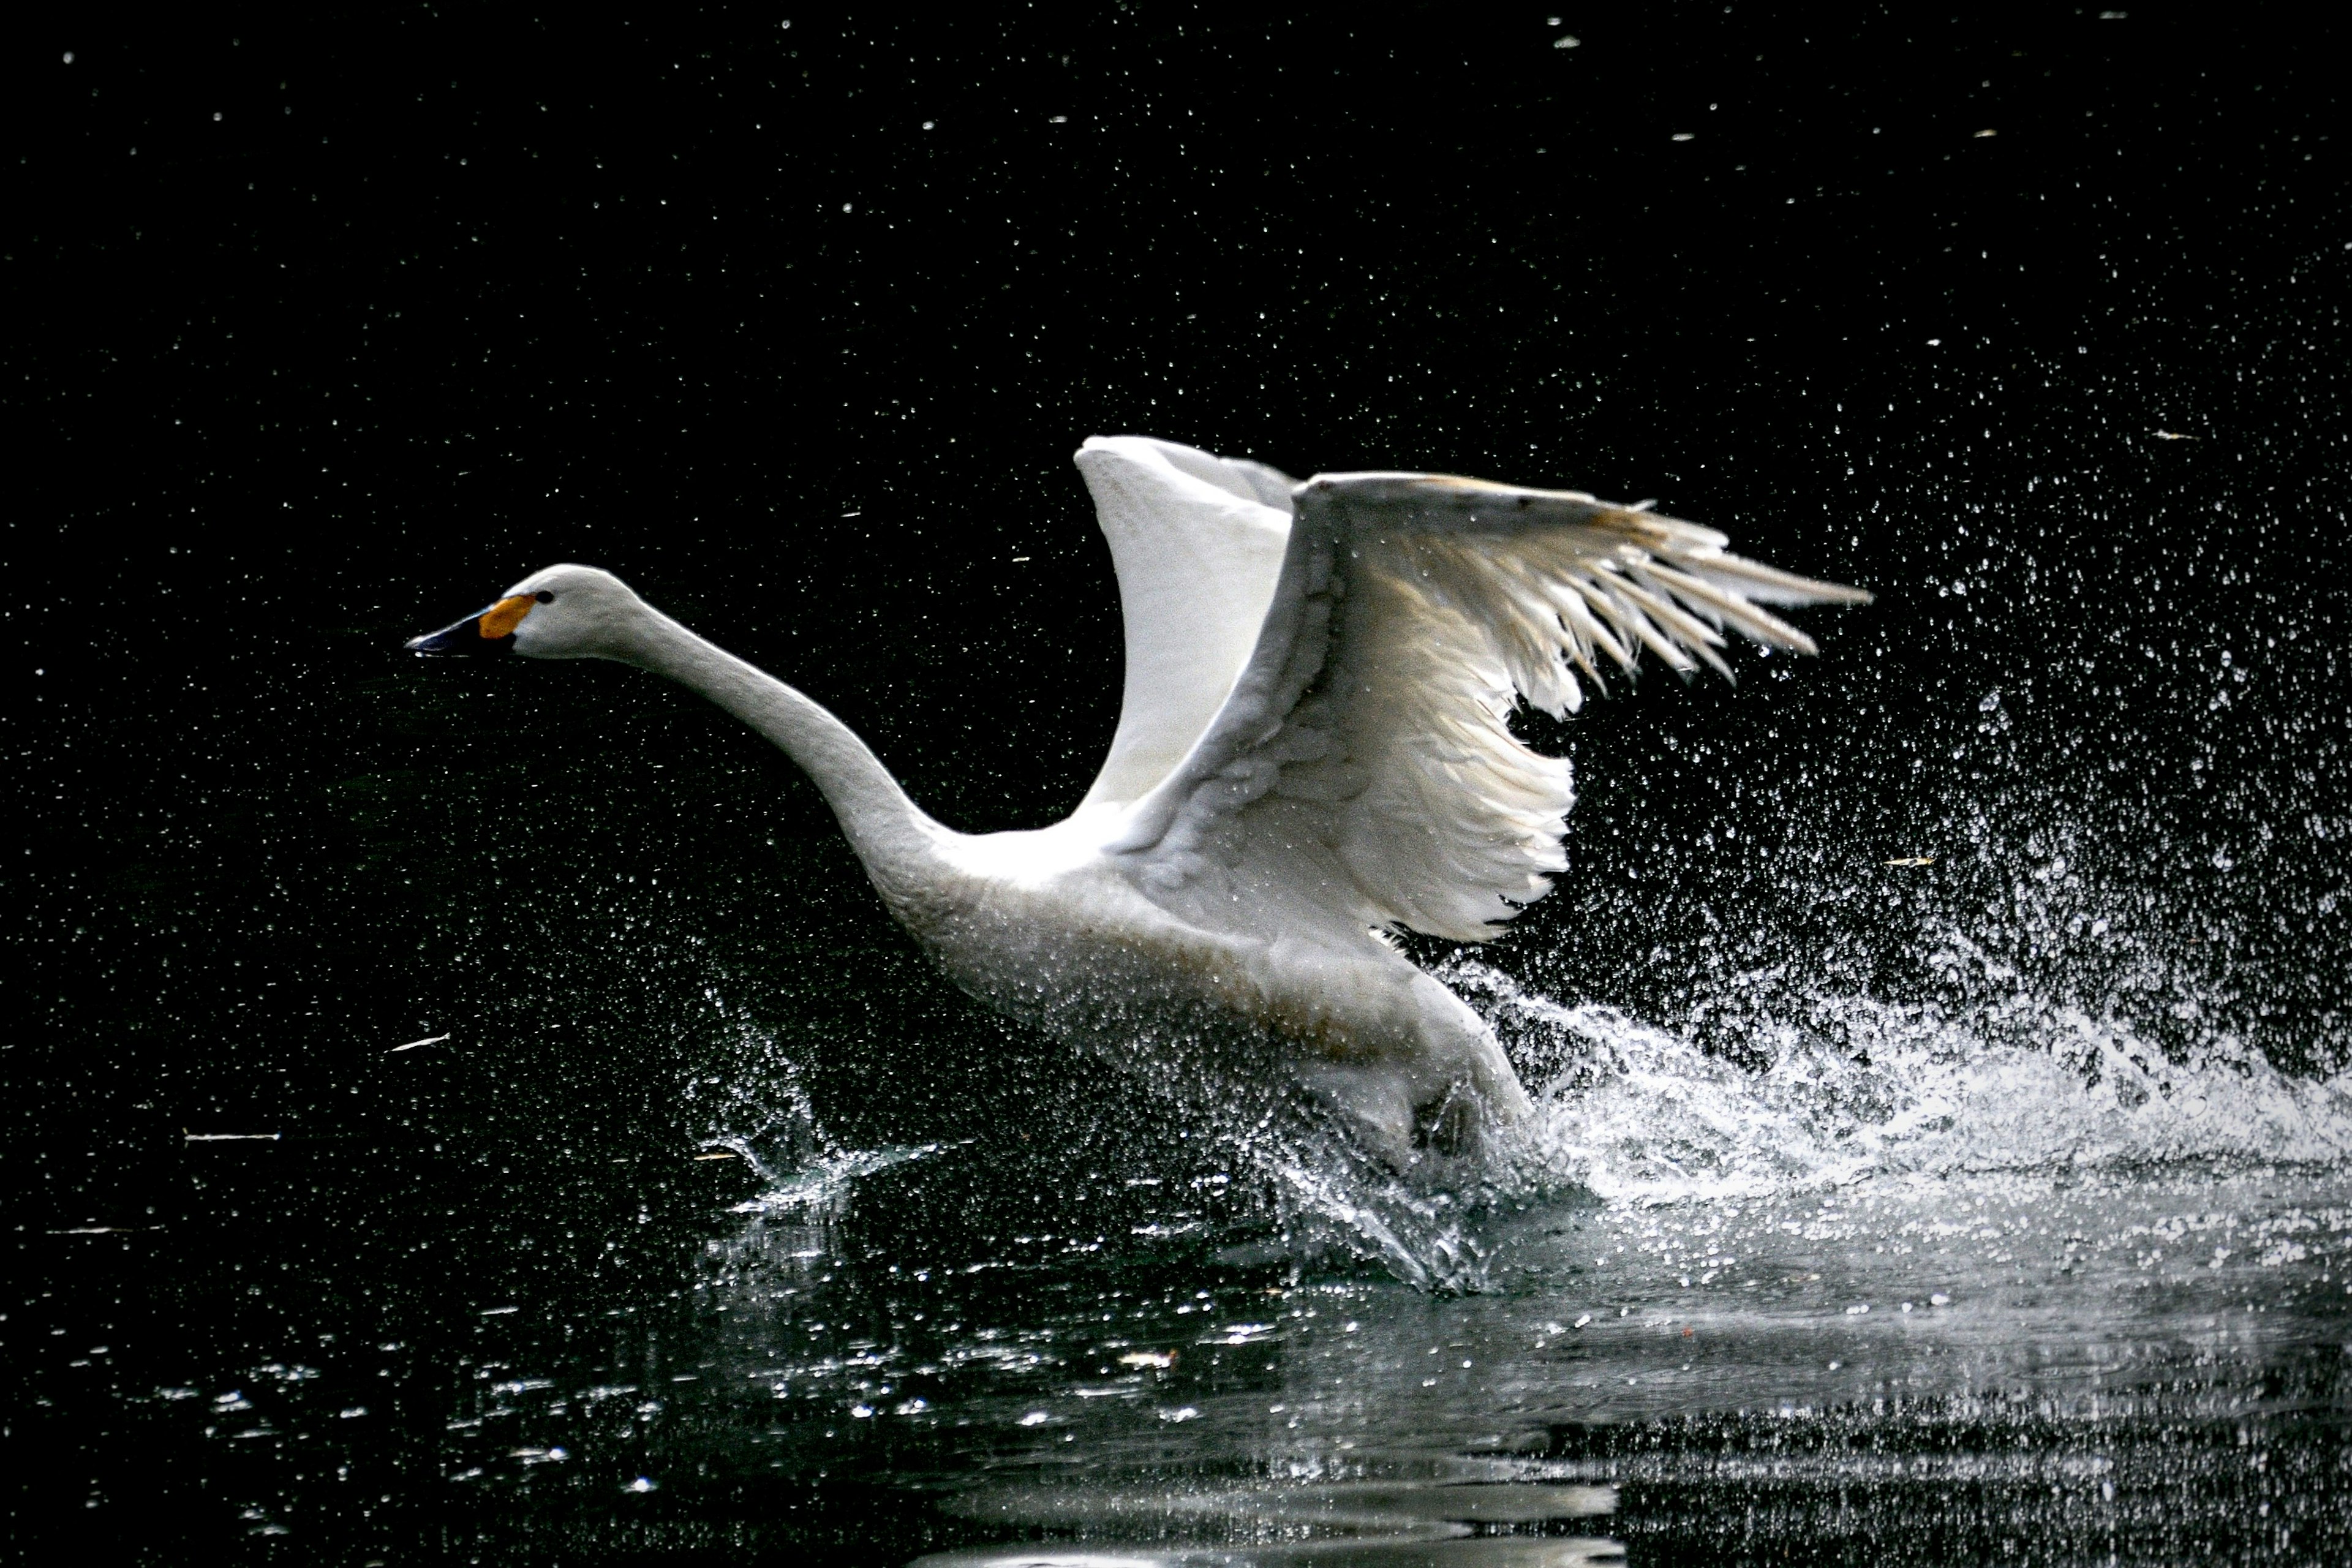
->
<box><xmin>1295</xmin><ymin>1063</ymin><xmax>1512</xmax><ymax>1175</ymax></box>
<box><xmin>1414</xmin><ymin>1084</ymin><xmax>1489</xmax><ymax>1159</ymax></box>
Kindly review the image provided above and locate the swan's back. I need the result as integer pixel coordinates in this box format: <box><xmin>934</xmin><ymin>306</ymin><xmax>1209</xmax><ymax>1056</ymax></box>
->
<box><xmin>1073</xmin><ymin>437</ymin><xmax>1295</xmax><ymax>812</ymax></box>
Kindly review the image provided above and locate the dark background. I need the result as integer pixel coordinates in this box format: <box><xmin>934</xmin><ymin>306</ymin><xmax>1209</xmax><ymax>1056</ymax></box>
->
<box><xmin>4</xmin><ymin>2</ymin><xmax>2348</xmax><ymax>1559</ymax></box>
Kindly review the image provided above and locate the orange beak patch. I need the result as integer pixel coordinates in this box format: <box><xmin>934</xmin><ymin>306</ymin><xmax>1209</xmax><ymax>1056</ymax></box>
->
<box><xmin>478</xmin><ymin>595</ymin><xmax>537</xmax><ymax>640</ymax></box>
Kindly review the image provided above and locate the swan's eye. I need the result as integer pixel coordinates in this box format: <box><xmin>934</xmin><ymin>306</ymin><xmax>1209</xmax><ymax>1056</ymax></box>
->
<box><xmin>535</xmin><ymin>590</ymin><xmax>555</xmax><ymax>604</ymax></box>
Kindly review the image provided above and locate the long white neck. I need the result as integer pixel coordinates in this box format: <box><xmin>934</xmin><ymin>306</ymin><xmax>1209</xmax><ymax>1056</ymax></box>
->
<box><xmin>615</xmin><ymin>606</ymin><xmax>955</xmax><ymax>910</ymax></box>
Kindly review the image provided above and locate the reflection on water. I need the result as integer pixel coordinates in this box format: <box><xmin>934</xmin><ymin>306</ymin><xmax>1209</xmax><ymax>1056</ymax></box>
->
<box><xmin>674</xmin><ymin>1155</ymin><xmax>2346</xmax><ymax>1564</ymax></box>
<box><xmin>18</xmin><ymin>948</ymin><xmax>2352</xmax><ymax>1562</ymax></box>
<box><xmin>313</xmin><ymin>1129</ymin><xmax>2334</xmax><ymax>1564</ymax></box>
<box><xmin>929</xmin><ymin>1472</ymin><xmax>1617</xmax><ymax>1566</ymax></box>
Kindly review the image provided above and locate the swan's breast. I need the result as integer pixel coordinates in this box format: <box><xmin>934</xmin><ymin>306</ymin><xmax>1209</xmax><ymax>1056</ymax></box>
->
<box><xmin>899</xmin><ymin>831</ymin><xmax>1439</xmax><ymax>1072</ymax></box>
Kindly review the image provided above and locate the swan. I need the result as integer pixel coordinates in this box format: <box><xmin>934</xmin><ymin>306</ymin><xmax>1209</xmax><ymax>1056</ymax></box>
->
<box><xmin>407</xmin><ymin>437</ymin><xmax>1867</xmax><ymax>1170</ymax></box>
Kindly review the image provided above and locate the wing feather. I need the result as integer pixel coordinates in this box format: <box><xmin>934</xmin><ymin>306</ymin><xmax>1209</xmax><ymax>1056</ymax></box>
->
<box><xmin>1112</xmin><ymin>472</ymin><xmax>1870</xmax><ymax>943</ymax></box>
<box><xmin>1073</xmin><ymin>437</ymin><xmax>1297</xmax><ymax>812</ymax></box>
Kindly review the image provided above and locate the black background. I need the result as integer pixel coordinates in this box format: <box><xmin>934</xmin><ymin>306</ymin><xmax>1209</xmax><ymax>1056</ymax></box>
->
<box><xmin>5</xmin><ymin>3</ymin><xmax>2349</xmax><ymax>1559</ymax></box>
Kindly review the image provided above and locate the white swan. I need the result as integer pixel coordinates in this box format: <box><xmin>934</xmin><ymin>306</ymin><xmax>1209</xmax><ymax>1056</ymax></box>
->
<box><xmin>409</xmin><ymin>437</ymin><xmax>1867</xmax><ymax>1170</ymax></box>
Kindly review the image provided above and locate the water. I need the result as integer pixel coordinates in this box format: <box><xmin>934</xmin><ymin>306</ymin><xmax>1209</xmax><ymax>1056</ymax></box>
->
<box><xmin>20</xmin><ymin>959</ymin><xmax>2348</xmax><ymax>1561</ymax></box>
<box><xmin>11</xmin><ymin>7</ymin><xmax>2351</xmax><ymax>1562</ymax></box>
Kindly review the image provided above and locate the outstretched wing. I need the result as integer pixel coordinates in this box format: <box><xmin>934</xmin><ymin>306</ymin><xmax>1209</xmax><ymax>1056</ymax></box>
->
<box><xmin>1073</xmin><ymin>437</ymin><xmax>1297</xmax><ymax>812</ymax></box>
<box><xmin>1110</xmin><ymin>472</ymin><xmax>1871</xmax><ymax>941</ymax></box>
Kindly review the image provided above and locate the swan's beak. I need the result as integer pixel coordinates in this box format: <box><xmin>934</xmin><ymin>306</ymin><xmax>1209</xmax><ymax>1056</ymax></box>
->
<box><xmin>405</xmin><ymin>594</ymin><xmax>535</xmax><ymax>655</ymax></box>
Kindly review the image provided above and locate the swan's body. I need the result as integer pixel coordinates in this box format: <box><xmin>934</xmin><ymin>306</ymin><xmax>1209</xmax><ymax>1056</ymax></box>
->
<box><xmin>410</xmin><ymin>438</ymin><xmax>1866</xmax><ymax>1169</ymax></box>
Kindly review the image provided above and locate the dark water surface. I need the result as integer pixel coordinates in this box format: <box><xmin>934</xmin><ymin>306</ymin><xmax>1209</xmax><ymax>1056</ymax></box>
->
<box><xmin>10</xmin><ymin>6</ymin><xmax>2351</xmax><ymax>1562</ymax></box>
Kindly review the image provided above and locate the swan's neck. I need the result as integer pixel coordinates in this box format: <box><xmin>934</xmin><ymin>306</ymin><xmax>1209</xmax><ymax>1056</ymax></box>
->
<box><xmin>619</xmin><ymin>609</ymin><xmax>954</xmax><ymax>910</ymax></box>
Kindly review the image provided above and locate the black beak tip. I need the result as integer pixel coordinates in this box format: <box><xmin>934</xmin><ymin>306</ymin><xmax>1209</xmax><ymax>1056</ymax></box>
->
<box><xmin>405</xmin><ymin>616</ymin><xmax>511</xmax><ymax>657</ymax></box>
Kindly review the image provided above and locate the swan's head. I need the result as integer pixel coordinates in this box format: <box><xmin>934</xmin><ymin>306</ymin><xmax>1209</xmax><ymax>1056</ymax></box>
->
<box><xmin>405</xmin><ymin>564</ymin><xmax>648</xmax><ymax>662</ymax></box>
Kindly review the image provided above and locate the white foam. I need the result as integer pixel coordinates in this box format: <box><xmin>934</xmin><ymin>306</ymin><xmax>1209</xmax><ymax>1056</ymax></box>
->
<box><xmin>1447</xmin><ymin>959</ymin><xmax>2352</xmax><ymax>1204</ymax></box>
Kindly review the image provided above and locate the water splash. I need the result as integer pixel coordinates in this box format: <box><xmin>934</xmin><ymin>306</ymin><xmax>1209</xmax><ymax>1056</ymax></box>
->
<box><xmin>675</xmin><ymin>1012</ymin><xmax>948</xmax><ymax>1223</ymax></box>
<box><xmin>684</xmin><ymin>907</ymin><xmax>2352</xmax><ymax>1292</ymax></box>
<box><xmin>1234</xmin><ymin>919</ymin><xmax>2352</xmax><ymax>1287</ymax></box>
<box><xmin>1449</xmin><ymin>956</ymin><xmax>2352</xmax><ymax>1205</ymax></box>
<box><xmin>729</xmin><ymin>1143</ymin><xmax>946</xmax><ymax>1218</ymax></box>
<box><xmin>1254</xmin><ymin>1137</ymin><xmax>1486</xmax><ymax>1292</ymax></box>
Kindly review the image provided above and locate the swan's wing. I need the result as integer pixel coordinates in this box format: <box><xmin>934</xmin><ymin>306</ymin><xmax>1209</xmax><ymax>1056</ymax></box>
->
<box><xmin>1112</xmin><ymin>472</ymin><xmax>1872</xmax><ymax>941</ymax></box>
<box><xmin>1074</xmin><ymin>436</ymin><xmax>1298</xmax><ymax>810</ymax></box>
